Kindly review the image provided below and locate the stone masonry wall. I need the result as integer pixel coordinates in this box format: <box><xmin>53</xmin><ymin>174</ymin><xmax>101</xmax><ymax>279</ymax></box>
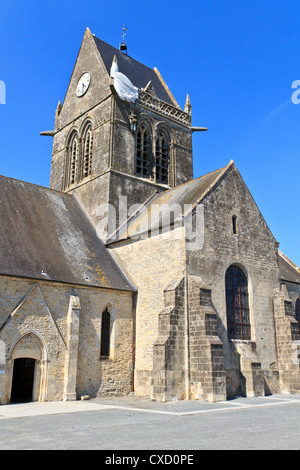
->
<box><xmin>273</xmin><ymin>285</ymin><xmax>300</xmax><ymax>394</ymax></box>
<box><xmin>151</xmin><ymin>278</ymin><xmax>187</xmax><ymax>402</ymax></box>
<box><xmin>151</xmin><ymin>276</ymin><xmax>227</xmax><ymax>403</ymax></box>
<box><xmin>187</xmin><ymin>278</ymin><xmax>226</xmax><ymax>402</ymax></box>
<box><xmin>186</xmin><ymin>164</ymin><xmax>281</xmax><ymax>397</ymax></box>
<box><xmin>0</xmin><ymin>276</ymin><xmax>133</xmax><ymax>404</ymax></box>
<box><xmin>110</xmin><ymin>226</ymin><xmax>186</xmax><ymax>397</ymax></box>
<box><xmin>50</xmin><ymin>29</ymin><xmax>112</xmax><ymax>192</ymax></box>
<box><xmin>76</xmin><ymin>287</ymin><xmax>133</xmax><ymax>398</ymax></box>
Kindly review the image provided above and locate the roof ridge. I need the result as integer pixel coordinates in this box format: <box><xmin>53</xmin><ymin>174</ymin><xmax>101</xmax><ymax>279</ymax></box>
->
<box><xmin>106</xmin><ymin>161</ymin><xmax>235</xmax><ymax>245</ymax></box>
<box><xmin>162</xmin><ymin>161</ymin><xmax>233</xmax><ymax>193</ymax></box>
<box><xmin>183</xmin><ymin>160</ymin><xmax>234</xmax><ymax>216</ymax></box>
<box><xmin>154</xmin><ymin>67</ymin><xmax>181</xmax><ymax>109</ymax></box>
<box><xmin>0</xmin><ymin>174</ymin><xmax>73</xmax><ymax>197</ymax></box>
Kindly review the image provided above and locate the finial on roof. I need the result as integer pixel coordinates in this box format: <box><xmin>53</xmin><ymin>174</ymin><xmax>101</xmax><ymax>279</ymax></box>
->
<box><xmin>119</xmin><ymin>24</ymin><xmax>128</xmax><ymax>54</ymax></box>
<box><xmin>85</xmin><ymin>27</ymin><xmax>93</xmax><ymax>38</ymax></box>
<box><xmin>56</xmin><ymin>99</ymin><xmax>62</xmax><ymax>116</ymax></box>
<box><xmin>185</xmin><ymin>94</ymin><xmax>192</xmax><ymax>115</ymax></box>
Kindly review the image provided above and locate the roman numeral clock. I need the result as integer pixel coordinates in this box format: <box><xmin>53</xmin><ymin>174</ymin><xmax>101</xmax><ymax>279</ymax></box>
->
<box><xmin>76</xmin><ymin>72</ymin><xmax>91</xmax><ymax>97</ymax></box>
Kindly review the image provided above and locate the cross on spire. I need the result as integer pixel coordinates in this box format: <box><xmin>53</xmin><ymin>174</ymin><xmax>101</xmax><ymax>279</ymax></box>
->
<box><xmin>122</xmin><ymin>24</ymin><xmax>128</xmax><ymax>43</ymax></box>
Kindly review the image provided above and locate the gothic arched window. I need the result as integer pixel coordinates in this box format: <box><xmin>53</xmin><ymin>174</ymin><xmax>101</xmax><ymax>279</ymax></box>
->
<box><xmin>155</xmin><ymin>130</ymin><xmax>169</xmax><ymax>184</ymax></box>
<box><xmin>82</xmin><ymin>123</ymin><xmax>93</xmax><ymax>179</ymax></box>
<box><xmin>69</xmin><ymin>132</ymin><xmax>79</xmax><ymax>186</ymax></box>
<box><xmin>136</xmin><ymin>123</ymin><xmax>151</xmax><ymax>178</ymax></box>
<box><xmin>225</xmin><ymin>265</ymin><xmax>251</xmax><ymax>340</ymax></box>
<box><xmin>100</xmin><ymin>308</ymin><xmax>111</xmax><ymax>358</ymax></box>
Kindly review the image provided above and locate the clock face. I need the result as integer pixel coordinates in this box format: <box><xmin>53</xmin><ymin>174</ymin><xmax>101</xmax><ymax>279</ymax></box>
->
<box><xmin>76</xmin><ymin>72</ymin><xmax>91</xmax><ymax>97</ymax></box>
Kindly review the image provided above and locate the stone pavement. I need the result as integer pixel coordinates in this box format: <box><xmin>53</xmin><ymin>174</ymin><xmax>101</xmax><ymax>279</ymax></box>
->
<box><xmin>1</xmin><ymin>393</ymin><xmax>300</xmax><ymax>419</ymax></box>
<box><xmin>0</xmin><ymin>394</ymin><xmax>300</xmax><ymax>450</ymax></box>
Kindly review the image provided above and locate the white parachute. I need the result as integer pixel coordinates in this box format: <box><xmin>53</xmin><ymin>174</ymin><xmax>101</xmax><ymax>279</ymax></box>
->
<box><xmin>110</xmin><ymin>57</ymin><xmax>139</xmax><ymax>103</ymax></box>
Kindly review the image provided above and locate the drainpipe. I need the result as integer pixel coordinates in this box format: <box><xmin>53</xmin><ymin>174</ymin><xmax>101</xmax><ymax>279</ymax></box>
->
<box><xmin>184</xmin><ymin>275</ymin><xmax>190</xmax><ymax>400</ymax></box>
<box><xmin>131</xmin><ymin>291</ymin><xmax>137</xmax><ymax>393</ymax></box>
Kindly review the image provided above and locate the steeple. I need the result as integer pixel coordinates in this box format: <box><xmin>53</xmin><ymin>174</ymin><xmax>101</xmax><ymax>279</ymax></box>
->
<box><xmin>45</xmin><ymin>29</ymin><xmax>195</xmax><ymax>239</ymax></box>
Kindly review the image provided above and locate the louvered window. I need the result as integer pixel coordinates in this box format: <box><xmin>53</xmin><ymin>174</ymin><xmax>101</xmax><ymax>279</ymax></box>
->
<box><xmin>136</xmin><ymin>124</ymin><xmax>151</xmax><ymax>178</ymax></box>
<box><xmin>69</xmin><ymin>133</ymin><xmax>79</xmax><ymax>185</ymax></box>
<box><xmin>155</xmin><ymin>131</ymin><xmax>169</xmax><ymax>184</ymax></box>
<box><xmin>83</xmin><ymin>125</ymin><xmax>93</xmax><ymax>178</ymax></box>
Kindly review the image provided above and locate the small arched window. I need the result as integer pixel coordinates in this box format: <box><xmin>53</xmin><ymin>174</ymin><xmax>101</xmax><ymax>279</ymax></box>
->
<box><xmin>155</xmin><ymin>130</ymin><xmax>169</xmax><ymax>184</ymax></box>
<box><xmin>136</xmin><ymin>123</ymin><xmax>151</xmax><ymax>178</ymax></box>
<box><xmin>68</xmin><ymin>132</ymin><xmax>79</xmax><ymax>186</ymax></box>
<box><xmin>100</xmin><ymin>308</ymin><xmax>111</xmax><ymax>358</ymax></box>
<box><xmin>225</xmin><ymin>265</ymin><xmax>251</xmax><ymax>340</ymax></box>
<box><xmin>82</xmin><ymin>124</ymin><xmax>93</xmax><ymax>179</ymax></box>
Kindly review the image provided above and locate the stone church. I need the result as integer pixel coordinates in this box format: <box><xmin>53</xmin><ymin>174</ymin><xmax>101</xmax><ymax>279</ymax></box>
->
<box><xmin>0</xmin><ymin>28</ymin><xmax>299</xmax><ymax>404</ymax></box>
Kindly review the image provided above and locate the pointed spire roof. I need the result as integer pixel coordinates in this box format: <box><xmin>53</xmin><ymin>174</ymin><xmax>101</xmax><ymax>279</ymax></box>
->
<box><xmin>91</xmin><ymin>34</ymin><xmax>180</xmax><ymax>107</ymax></box>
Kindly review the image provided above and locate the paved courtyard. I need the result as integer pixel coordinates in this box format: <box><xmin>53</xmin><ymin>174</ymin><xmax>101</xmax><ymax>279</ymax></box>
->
<box><xmin>0</xmin><ymin>394</ymin><xmax>299</xmax><ymax>450</ymax></box>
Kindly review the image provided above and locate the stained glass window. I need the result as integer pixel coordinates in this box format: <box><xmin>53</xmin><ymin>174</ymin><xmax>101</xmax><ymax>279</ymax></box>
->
<box><xmin>226</xmin><ymin>265</ymin><xmax>251</xmax><ymax>340</ymax></box>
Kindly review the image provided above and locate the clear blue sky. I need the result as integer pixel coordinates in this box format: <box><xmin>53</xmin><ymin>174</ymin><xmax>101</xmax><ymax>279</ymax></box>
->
<box><xmin>0</xmin><ymin>0</ymin><xmax>299</xmax><ymax>266</ymax></box>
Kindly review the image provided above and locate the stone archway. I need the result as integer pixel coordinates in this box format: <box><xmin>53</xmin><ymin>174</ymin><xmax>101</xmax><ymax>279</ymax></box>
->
<box><xmin>9</xmin><ymin>333</ymin><xmax>47</xmax><ymax>403</ymax></box>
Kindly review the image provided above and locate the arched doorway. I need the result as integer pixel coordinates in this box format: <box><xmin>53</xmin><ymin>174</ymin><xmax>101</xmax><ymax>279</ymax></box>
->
<box><xmin>9</xmin><ymin>333</ymin><xmax>47</xmax><ymax>403</ymax></box>
<box><xmin>10</xmin><ymin>358</ymin><xmax>36</xmax><ymax>403</ymax></box>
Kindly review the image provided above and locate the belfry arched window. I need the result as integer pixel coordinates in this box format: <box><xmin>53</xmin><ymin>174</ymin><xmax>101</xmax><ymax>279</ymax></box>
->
<box><xmin>225</xmin><ymin>265</ymin><xmax>251</xmax><ymax>340</ymax></box>
<box><xmin>69</xmin><ymin>132</ymin><xmax>79</xmax><ymax>186</ymax></box>
<box><xmin>100</xmin><ymin>308</ymin><xmax>111</xmax><ymax>358</ymax></box>
<box><xmin>82</xmin><ymin>123</ymin><xmax>93</xmax><ymax>179</ymax></box>
<box><xmin>155</xmin><ymin>130</ymin><xmax>169</xmax><ymax>184</ymax></box>
<box><xmin>136</xmin><ymin>123</ymin><xmax>151</xmax><ymax>178</ymax></box>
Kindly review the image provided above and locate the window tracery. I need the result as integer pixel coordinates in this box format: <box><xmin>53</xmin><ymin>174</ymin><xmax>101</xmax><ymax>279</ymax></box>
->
<box><xmin>226</xmin><ymin>265</ymin><xmax>251</xmax><ymax>340</ymax></box>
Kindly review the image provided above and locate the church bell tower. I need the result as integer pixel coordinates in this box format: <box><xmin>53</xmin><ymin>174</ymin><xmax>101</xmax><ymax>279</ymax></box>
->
<box><xmin>43</xmin><ymin>28</ymin><xmax>205</xmax><ymax>240</ymax></box>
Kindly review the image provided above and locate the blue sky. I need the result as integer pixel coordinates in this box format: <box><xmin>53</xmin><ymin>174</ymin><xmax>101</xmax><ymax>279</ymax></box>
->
<box><xmin>0</xmin><ymin>0</ymin><xmax>299</xmax><ymax>266</ymax></box>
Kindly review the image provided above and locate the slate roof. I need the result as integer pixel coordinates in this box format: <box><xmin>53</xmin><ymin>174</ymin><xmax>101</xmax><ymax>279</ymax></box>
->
<box><xmin>107</xmin><ymin>163</ymin><xmax>230</xmax><ymax>243</ymax></box>
<box><xmin>92</xmin><ymin>35</ymin><xmax>176</xmax><ymax>106</ymax></box>
<box><xmin>278</xmin><ymin>251</ymin><xmax>300</xmax><ymax>285</ymax></box>
<box><xmin>0</xmin><ymin>175</ymin><xmax>135</xmax><ymax>291</ymax></box>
